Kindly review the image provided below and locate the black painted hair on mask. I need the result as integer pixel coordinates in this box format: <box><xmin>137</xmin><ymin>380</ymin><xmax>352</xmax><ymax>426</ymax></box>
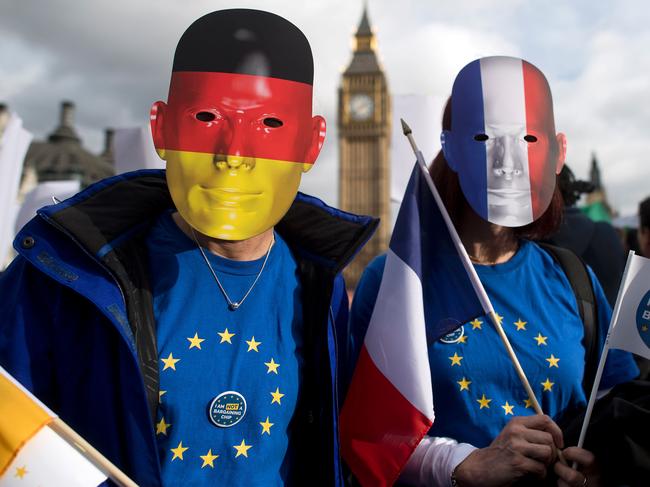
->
<box><xmin>172</xmin><ymin>9</ymin><xmax>314</xmax><ymax>85</ymax></box>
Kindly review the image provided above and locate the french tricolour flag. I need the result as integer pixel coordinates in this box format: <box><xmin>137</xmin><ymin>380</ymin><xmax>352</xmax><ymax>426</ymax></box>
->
<box><xmin>340</xmin><ymin>162</ymin><xmax>484</xmax><ymax>486</ymax></box>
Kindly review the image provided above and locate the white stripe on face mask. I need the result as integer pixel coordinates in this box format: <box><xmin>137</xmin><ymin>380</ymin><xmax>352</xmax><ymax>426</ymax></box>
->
<box><xmin>480</xmin><ymin>57</ymin><xmax>533</xmax><ymax>226</ymax></box>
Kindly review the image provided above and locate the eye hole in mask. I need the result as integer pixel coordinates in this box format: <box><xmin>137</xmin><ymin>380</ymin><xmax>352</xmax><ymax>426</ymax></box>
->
<box><xmin>474</xmin><ymin>133</ymin><xmax>489</xmax><ymax>142</ymax></box>
<box><xmin>195</xmin><ymin>111</ymin><xmax>216</xmax><ymax>122</ymax></box>
<box><xmin>263</xmin><ymin>117</ymin><xmax>283</xmax><ymax>128</ymax></box>
<box><xmin>523</xmin><ymin>134</ymin><xmax>537</xmax><ymax>143</ymax></box>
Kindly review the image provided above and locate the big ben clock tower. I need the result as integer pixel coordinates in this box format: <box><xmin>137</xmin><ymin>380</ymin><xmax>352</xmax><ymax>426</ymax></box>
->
<box><xmin>338</xmin><ymin>6</ymin><xmax>391</xmax><ymax>288</ymax></box>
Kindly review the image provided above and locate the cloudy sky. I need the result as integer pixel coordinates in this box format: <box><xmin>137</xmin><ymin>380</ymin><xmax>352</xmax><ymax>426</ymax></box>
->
<box><xmin>2</xmin><ymin>0</ymin><xmax>649</xmax><ymax>215</ymax></box>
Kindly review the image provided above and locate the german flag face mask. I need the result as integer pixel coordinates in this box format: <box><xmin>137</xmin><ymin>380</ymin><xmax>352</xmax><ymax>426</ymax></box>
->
<box><xmin>151</xmin><ymin>9</ymin><xmax>326</xmax><ymax>240</ymax></box>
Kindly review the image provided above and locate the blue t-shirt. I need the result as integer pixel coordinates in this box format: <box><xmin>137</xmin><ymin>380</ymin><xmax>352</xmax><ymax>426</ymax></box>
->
<box><xmin>146</xmin><ymin>211</ymin><xmax>303</xmax><ymax>486</ymax></box>
<box><xmin>350</xmin><ymin>240</ymin><xmax>639</xmax><ymax>448</ymax></box>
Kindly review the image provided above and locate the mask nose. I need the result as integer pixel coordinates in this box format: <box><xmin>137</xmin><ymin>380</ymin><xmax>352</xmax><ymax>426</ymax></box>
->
<box><xmin>214</xmin><ymin>154</ymin><xmax>256</xmax><ymax>171</ymax></box>
<box><xmin>492</xmin><ymin>136</ymin><xmax>523</xmax><ymax>181</ymax></box>
<box><xmin>214</xmin><ymin>116</ymin><xmax>255</xmax><ymax>171</ymax></box>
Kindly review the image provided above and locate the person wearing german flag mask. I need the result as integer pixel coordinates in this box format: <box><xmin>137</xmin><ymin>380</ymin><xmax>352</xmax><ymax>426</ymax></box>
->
<box><xmin>0</xmin><ymin>9</ymin><xmax>377</xmax><ymax>487</ymax></box>
<box><xmin>151</xmin><ymin>9</ymin><xmax>326</xmax><ymax>242</ymax></box>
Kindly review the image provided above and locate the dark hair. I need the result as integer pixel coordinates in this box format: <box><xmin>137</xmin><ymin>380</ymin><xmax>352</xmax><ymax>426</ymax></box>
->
<box><xmin>431</xmin><ymin>98</ymin><xmax>564</xmax><ymax>240</ymax></box>
<box><xmin>557</xmin><ymin>164</ymin><xmax>593</xmax><ymax>207</ymax></box>
<box><xmin>640</xmin><ymin>197</ymin><xmax>650</xmax><ymax>230</ymax></box>
<box><xmin>173</xmin><ymin>9</ymin><xmax>314</xmax><ymax>85</ymax></box>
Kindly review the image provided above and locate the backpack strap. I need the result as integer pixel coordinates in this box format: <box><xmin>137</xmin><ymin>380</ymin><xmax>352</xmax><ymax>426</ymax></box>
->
<box><xmin>538</xmin><ymin>242</ymin><xmax>599</xmax><ymax>395</ymax></box>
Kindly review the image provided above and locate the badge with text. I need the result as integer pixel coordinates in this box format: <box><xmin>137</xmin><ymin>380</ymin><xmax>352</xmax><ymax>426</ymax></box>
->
<box><xmin>439</xmin><ymin>325</ymin><xmax>465</xmax><ymax>344</ymax></box>
<box><xmin>208</xmin><ymin>391</ymin><xmax>247</xmax><ymax>428</ymax></box>
<box><xmin>636</xmin><ymin>290</ymin><xmax>650</xmax><ymax>348</ymax></box>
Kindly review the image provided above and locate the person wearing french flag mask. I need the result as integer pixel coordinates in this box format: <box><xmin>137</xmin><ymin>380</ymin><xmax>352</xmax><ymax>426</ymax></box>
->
<box><xmin>348</xmin><ymin>56</ymin><xmax>639</xmax><ymax>487</ymax></box>
<box><xmin>441</xmin><ymin>56</ymin><xmax>567</xmax><ymax>228</ymax></box>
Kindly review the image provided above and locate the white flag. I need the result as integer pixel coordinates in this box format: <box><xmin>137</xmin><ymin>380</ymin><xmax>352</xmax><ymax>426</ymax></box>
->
<box><xmin>113</xmin><ymin>126</ymin><xmax>163</xmax><ymax>174</ymax></box>
<box><xmin>0</xmin><ymin>112</ymin><xmax>32</xmax><ymax>264</ymax></box>
<box><xmin>608</xmin><ymin>253</ymin><xmax>650</xmax><ymax>360</ymax></box>
<box><xmin>389</xmin><ymin>95</ymin><xmax>445</xmax><ymax>228</ymax></box>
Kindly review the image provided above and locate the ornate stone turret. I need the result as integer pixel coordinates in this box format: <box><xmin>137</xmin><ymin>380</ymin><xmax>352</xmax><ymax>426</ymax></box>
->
<box><xmin>101</xmin><ymin>128</ymin><xmax>115</xmax><ymax>164</ymax></box>
<box><xmin>589</xmin><ymin>152</ymin><xmax>602</xmax><ymax>190</ymax></box>
<box><xmin>344</xmin><ymin>6</ymin><xmax>381</xmax><ymax>75</ymax></box>
<box><xmin>48</xmin><ymin>101</ymin><xmax>81</xmax><ymax>144</ymax></box>
<box><xmin>584</xmin><ymin>152</ymin><xmax>614</xmax><ymax>220</ymax></box>
<box><xmin>21</xmin><ymin>101</ymin><xmax>114</xmax><ymax>190</ymax></box>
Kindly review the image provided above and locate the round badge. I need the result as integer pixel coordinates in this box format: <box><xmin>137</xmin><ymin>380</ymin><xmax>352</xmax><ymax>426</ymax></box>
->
<box><xmin>635</xmin><ymin>290</ymin><xmax>650</xmax><ymax>348</ymax></box>
<box><xmin>439</xmin><ymin>325</ymin><xmax>465</xmax><ymax>344</ymax></box>
<box><xmin>208</xmin><ymin>391</ymin><xmax>247</xmax><ymax>428</ymax></box>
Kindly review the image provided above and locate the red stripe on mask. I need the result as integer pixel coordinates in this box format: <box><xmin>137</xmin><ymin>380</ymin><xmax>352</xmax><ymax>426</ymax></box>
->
<box><xmin>158</xmin><ymin>71</ymin><xmax>315</xmax><ymax>163</ymax></box>
<box><xmin>523</xmin><ymin>61</ymin><xmax>557</xmax><ymax>219</ymax></box>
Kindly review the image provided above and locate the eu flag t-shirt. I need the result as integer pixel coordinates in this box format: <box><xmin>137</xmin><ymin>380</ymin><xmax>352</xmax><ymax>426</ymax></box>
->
<box><xmin>146</xmin><ymin>211</ymin><xmax>303</xmax><ymax>486</ymax></box>
<box><xmin>351</xmin><ymin>240</ymin><xmax>639</xmax><ymax>448</ymax></box>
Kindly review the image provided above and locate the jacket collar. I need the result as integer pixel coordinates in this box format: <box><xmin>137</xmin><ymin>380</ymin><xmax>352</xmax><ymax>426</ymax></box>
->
<box><xmin>37</xmin><ymin>169</ymin><xmax>378</xmax><ymax>272</ymax></box>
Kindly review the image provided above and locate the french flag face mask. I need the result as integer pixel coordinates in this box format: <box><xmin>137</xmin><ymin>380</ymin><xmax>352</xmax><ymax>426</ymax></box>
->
<box><xmin>441</xmin><ymin>56</ymin><xmax>566</xmax><ymax>227</ymax></box>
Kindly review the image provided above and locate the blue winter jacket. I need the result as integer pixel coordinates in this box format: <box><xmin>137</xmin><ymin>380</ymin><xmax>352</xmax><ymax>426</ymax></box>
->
<box><xmin>0</xmin><ymin>170</ymin><xmax>378</xmax><ymax>487</ymax></box>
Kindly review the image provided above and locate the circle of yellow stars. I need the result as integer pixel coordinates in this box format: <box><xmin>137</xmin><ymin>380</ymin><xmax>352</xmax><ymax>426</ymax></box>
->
<box><xmin>446</xmin><ymin>312</ymin><xmax>561</xmax><ymax>416</ymax></box>
<box><xmin>157</xmin><ymin>322</ymin><xmax>287</xmax><ymax>467</ymax></box>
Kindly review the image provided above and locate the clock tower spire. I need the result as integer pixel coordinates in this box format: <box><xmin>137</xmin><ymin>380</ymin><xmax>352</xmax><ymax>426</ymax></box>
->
<box><xmin>338</xmin><ymin>4</ymin><xmax>391</xmax><ymax>288</ymax></box>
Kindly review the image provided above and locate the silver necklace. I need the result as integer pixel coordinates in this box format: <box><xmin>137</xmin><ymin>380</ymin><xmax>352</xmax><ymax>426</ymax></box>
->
<box><xmin>191</xmin><ymin>228</ymin><xmax>274</xmax><ymax>311</ymax></box>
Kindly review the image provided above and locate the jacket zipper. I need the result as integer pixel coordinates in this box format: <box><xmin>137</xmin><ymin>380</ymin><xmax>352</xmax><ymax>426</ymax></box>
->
<box><xmin>38</xmin><ymin>213</ymin><xmax>134</xmax><ymax>346</ymax></box>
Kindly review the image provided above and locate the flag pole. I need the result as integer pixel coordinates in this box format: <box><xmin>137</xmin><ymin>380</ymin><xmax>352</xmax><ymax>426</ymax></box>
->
<box><xmin>400</xmin><ymin>120</ymin><xmax>494</xmax><ymax>316</ymax></box>
<box><xmin>574</xmin><ymin>250</ymin><xmax>636</xmax><ymax>455</ymax></box>
<box><xmin>400</xmin><ymin>118</ymin><xmax>552</xmax><ymax>421</ymax></box>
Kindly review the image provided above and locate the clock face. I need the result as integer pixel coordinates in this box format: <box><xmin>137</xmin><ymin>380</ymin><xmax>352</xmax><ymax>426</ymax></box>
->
<box><xmin>349</xmin><ymin>93</ymin><xmax>374</xmax><ymax>121</ymax></box>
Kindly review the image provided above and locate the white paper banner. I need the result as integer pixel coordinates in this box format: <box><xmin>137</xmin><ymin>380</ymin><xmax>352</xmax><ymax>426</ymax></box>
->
<box><xmin>14</xmin><ymin>180</ymin><xmax>81</xmax><ymax>234</ymax></box>
<box><xmin>114</xmin><ymin>126</ymin><xmax>164</xmax><ymax>174</ymax></box>
<box><xmin>0</xmin><ymin>113</ymin><xmax>33</xmax><ymax>264</ymax></box>
<box><xmin>390</xmin><ymin>94</ymin><xmax>446</xmax><ymax>228</ymax></box>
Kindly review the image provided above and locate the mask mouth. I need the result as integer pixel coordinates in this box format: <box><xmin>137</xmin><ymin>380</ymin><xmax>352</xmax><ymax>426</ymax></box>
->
<box><xmin>201</xmin><ymin>187</ymin><xmax>262</xmax><ymax>196</ymax></box>
<box><xmin>487</xmin><ymin>188</ymin><xmax>530</xmax><ymax>206</ymax></box>
<box><xmin>197</xmin><ymin>187</ymin><xmax>263</xmax><ymax>210</ymax></box>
